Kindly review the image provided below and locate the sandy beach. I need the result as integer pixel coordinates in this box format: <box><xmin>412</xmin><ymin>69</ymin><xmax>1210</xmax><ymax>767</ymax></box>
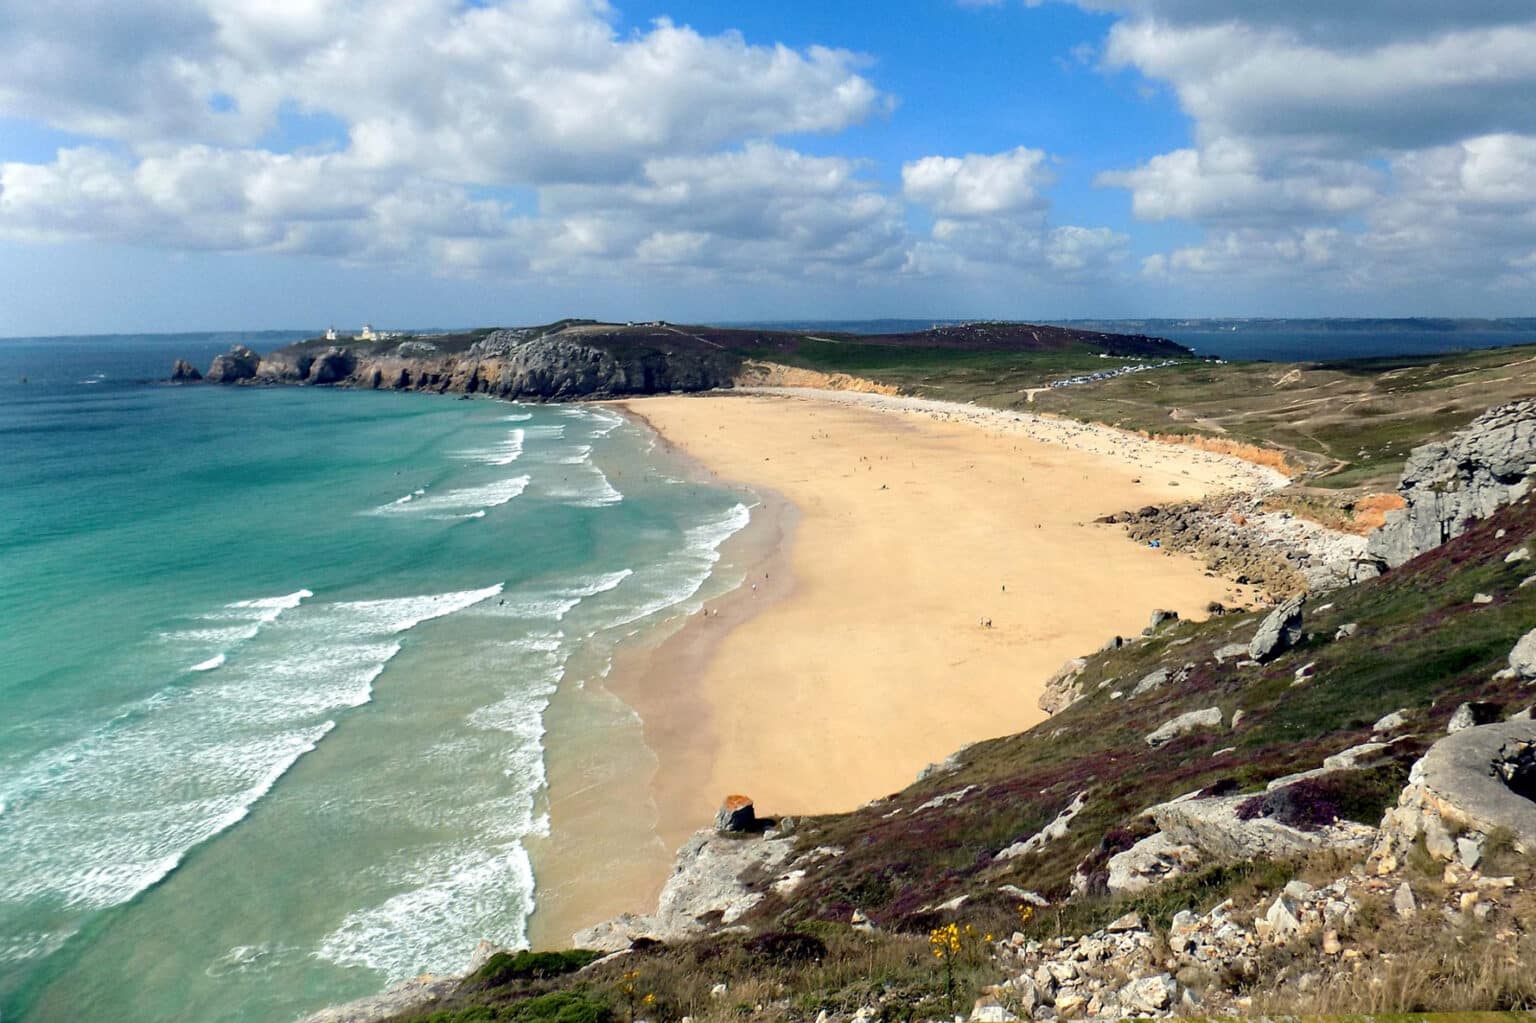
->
<box><xmin>528</xmin><ymin>388</ymin><xmax>1281</xmax><ymax>946</ymax></box>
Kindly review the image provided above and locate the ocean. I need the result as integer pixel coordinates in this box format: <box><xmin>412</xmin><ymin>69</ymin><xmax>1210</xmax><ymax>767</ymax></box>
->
<box><xmin>0</xmin><ymin>335</ymin><xmax>753</xmax><ymax>1022</ymax></box>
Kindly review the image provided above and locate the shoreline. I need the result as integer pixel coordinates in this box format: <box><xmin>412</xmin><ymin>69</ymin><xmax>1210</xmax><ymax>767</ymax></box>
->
<box><xmin>525</xmin><ymin>386</ymin><xmax>1278</xmax><ymax>949</ymax></box>
<box><xmin>522</xmin><ymin>415</ymin><xmax>796</xmax><ymax>950</ymax></box>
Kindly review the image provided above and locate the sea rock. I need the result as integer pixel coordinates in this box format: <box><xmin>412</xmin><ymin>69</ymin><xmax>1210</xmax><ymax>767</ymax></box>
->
<box><xmin>1367</xmin><ymin>399</ymin><xmax>1536</xmax><ymax>568</ymax></box>
<box><xmin>307</xmin><ymin>347</ymin><xmax>358</xmax><ymax>384</ymax></box>
<box><xmin>254</xmin><ymin>348</ymin><xmax>314</xmax><ymax>382</ymax></box>
<box><xmin>205</xmin><ymin>344</ymin><xmax>261</xmax><ymax>383</ymax></box>
<box><xmin>715</xmin><ymin>794</ymin><xmax>757</xmax><ymax>833</ymax></box>
<box><xmin>169</xmin><ymin>359</ymin><xmax>202</xmax><ymax>382</ymax></box>
<box><xmin>1248</xmin><ymin>594</ymin><xmax>1304</xmax><ymax>663</ymax></box>
<box><xmin>1146</xmin><ymin>707</ymin><xmax>1224</xmax><ymax>747</ymax></box>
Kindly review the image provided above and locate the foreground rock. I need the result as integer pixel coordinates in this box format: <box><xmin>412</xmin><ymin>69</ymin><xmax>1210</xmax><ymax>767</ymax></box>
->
<box><xmin>574</xmin><ymin>828</ymin><xmax>797</xmax><ymax>951</ymax></box>
<box><xmin>1373</xmin><ymin>720</ymin><xmax>1536</xmax><ymax>871</ymax></box>
<box><xmin>1368</xmin><ymin>398</ymin><xmax>1536</xmax><ymax>568</ymax></box>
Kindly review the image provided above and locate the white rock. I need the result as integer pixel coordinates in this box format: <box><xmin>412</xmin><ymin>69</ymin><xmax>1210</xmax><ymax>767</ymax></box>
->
<box><xmin>1506</xmin><ymin>547</ymin><xmax>1530</xmax><ymax>563</ymax></box>
<box><xmin>1119</xmin><ymin>974</ymin><xmax>1176</xmax><ymax>1013</ymax></box>
<box><xmin>1146</xmin><ymin>707</ymin><xmax>1224</xmax><ymax>747</ymax></box>
<box><xmin>1393</xmin><ymin>882</ymin><xmax>1417</xmax><ymax>919</ymax></box>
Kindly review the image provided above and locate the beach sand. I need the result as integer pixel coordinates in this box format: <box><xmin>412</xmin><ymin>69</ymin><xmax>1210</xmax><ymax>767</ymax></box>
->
<box><xmin>528</xmin><ymin>389</ymin><xmax>1274</xmax><ymax>946</ymax></box>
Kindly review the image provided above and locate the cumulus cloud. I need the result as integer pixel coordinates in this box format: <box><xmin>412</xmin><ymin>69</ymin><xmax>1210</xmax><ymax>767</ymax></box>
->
<box><xmin>902</xmin><ymin>147</ymin><xmax>1052</xmax><ymax>217</ymax></box>
<box><xmin>901</xmin><ymin>147</ymin><xmax>1126</xmax><ymax>280</ymax></box>
<box><xmin>1069</xmin><ymin>0</ymin><xmax>1536</xmax><ymax>296</ymax></box>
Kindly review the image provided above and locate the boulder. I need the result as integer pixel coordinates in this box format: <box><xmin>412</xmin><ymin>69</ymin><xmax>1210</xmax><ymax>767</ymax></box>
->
<box><xmin>1509</xmin><ymin>627</ymin><xmax>1536</xmax><ymax>680</ymax></box>
<box><xmin>205</xmin><ymin>344</ymin><xmax>261</xmax><ymax>383</ymax></box>
<box><xmin>1150</xmin><ymin>793</ymin><xmax>1376</xmax><ymax>862</ymax></box>
<box><xmin>1248</xmin><ymin>594</ymin><xmax>1304</xmax><ymax>662</ymax></box>
<box><xmin>1146</xmin><ymin>707</ymin><xmax>1224</xmax><ymax>747</ymax></box>
<box><xmin>1146</xmin><ymin>609</ymin><xmax>1179</xmax><ymax>632</ymax></box>
<box><xmin>715</xmin><ymin>794</ymin><xmax>756</xmax><ymax>834</ymax></box>
<box><xmin>1448</xmin><ymin>701</ymin><xmax>1501</xmax><ymax>733</ymax></box>
<box><xmin>1367</xmin><ymin>399</ymin><xmax>1536</xmax><ymax>568</ymax></box>
<box><xmin>1118</xmin><ymin>974</ymin><xmax>1176</xmax><ymax>1014</ymax></box>
<box><xmin>169</xmin><ymin>359</ymin><xmax>202</xmax><ymax>382</ymax></box>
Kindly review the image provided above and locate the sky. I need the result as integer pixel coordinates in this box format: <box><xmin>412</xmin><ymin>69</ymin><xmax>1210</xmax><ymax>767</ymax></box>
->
<box><xmin>1</xmin><ymin>0</ymin><xmax>1534</xmax><ymax>335</ymax></box>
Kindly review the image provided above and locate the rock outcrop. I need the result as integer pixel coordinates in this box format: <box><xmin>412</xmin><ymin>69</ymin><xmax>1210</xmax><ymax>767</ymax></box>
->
<box><xmin>197</xmin><ymin>326</ymin><xmax>742</xmax><ymax>400</ymax></box>
<box><xmin>1248</xmin><ymin>593</ymin><xmax>1303</xmax><ymax>662</ymax></box>
<box><xmin>1372</xmin><ymin>720</ymin><xmax>1536</xmax><ymax>872</ymax></box>
<box><xmin>1367</xmin><ymin>399</ymin><xmax>1536</xmax><ymax>568</ymax></box>
<box><xmin>169</xmin><ymin>359</ymin><xmax>202</xmax><ymax>382</ymax></box>
<box><xmin>204</xmin><ymin>345</ymin><xmax>261</xmax><ymax>383</ymax></box>
<box><xmin>573</xmin><ymin>829</ymin><xmax>795</xmax><ymax>951</ymax></box>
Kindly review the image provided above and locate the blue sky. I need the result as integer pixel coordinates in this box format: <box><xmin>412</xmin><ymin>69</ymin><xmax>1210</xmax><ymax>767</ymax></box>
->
<box><xmin>1</xmin><ymin>0</ymin><xmax>1534</xmax><ymax>335</ymax></box>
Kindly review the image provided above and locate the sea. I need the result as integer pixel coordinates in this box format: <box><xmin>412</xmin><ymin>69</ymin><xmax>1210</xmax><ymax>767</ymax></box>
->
<box><xmin>0</xmin><ymin>334</ymin><xmax>755</xmax><ymax>1023</ymax></box>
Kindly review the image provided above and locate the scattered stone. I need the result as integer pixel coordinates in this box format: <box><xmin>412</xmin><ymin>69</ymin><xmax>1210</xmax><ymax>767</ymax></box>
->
<box><xmin>1373</xmin><ymin>710</ymin><xmax>1408</xmax><ymax>734</ymax></box>
<box><xmin>1132</xmin><ymin>668</ymin><xmax>1170</xmax><ymax>697</ymax></box>
<box><xmin>1507</xmin><ymin>547</ymin><xmax>1531</xmax><ymax>564</ymax></box>
<box><xmin>1248</xmin><ymin>594</ymin><xmax>1304</xmax><ymax>663</ymax></box>
<box><xmin>1146</xmin><ymin>707</ymin><xmax>1224</xmax><ymax>747</ymax></box>
<box><xmin>969</xmin><ymin>1002</ymin><xmax>1018</xmax><ymax>1023</ymax></box>
<box><xmin>1118</xmin><ymin>974</ymin><xmax>1176</xmax><ymax>1013</ymax></box>
<box><xmin>1214</xmin><ymin>643</ymin><xmax>1250</xmax><ymax>663</ymax></box>
<box><xmin>1322</xmin><ymin>929</ymin><xmax>1342</xmax><ymax>955</ymax></box>
<box><xmin>1263</xmin><ymin>895</ymin><xmax>1302</xmax><ymax>939</ymax></box>
<box><xmin>1473</xmin><ymin>592</ymin><xmax>1495</xmax><ymax>605</ymax></box>
<box><xmin>996</xmin><ymin>792</ymin><xmax>1088</xmax><ymax>860</ymax></box>
<box><xmin>1230</xmin><ymin>710</ymin><xmax>1246</xmax><ymax>730</ymax></box>
<box><xmin>851</xmin><ymin>909</ymin><xmax>876</xmax><ymax>934</ymax></box>
<box><xmin>1106</xmin><ymin>911</ymin><xmax>1142</xmax><ymax>933</ymax></box>
<box><xmin>1394</xmin><ymin>882</ymin><xmax>1418</xmax><ymax>919</ymax></box>
<box><xmin>1457</xmin><ymin>835</ymin><xmax>1483</xmax><ymax>870</ymax></box>
<box><xmin>1335</xmin><ymin>622</ymin><xmax>1359</xmax><ymax>640</ymax></box>
<box><xmin>1147</xmin><ymin>609</ymin><xmax>1179</xmax><ymax>632</ymax></box>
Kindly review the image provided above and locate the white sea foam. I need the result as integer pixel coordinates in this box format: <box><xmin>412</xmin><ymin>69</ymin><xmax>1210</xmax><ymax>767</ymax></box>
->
<box><xmin>500</xmin><ymin>412</ymin><xmax>533</xmax><ymax>422</ymax></box>
<box><xmin>454</xmin><ymin>427</ymin><xmax>524</xmax><ymax>467</ymax></box>
<box><xmin>483</xmin><ymin>570</ymin><xmax>632</xmax><ymax>622</ymax></box>
<box><xmin>0</xmin><ymin>584</ymin><xmax>501</xmax><ymax>923</ymax></box>
<box><xmin>370</xmin><ymin>477</ymin><xmax>530</xmax><ymax>519</ymax></box>
<box><xmin>600</xmin><ymin>502</ymin><xmax>752</xmax><ymax>630</ymax></box>
<box><xmin>319</xmin><ymin>653</ymin><xmax>558</xmax><ymax>981</ymax></box>
<box><xmin>189</xmin><ymin>653</ymin><xmax>226</xmax><ymax>672</ymax></box>
<box><xmin>166</xmin><ymin>588</ymin><xmax>313</xmax><ymax>669</ymax></box>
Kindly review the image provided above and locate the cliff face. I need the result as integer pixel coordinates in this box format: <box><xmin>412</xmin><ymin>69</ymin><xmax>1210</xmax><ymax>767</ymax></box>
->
<box><xmin>208</xmin><ymin>327</ymin><xmax>742</xmax><ymax>400</ymax></box>
<box><xmin>1367</xmin><ymin>398</ymin><xmax>1536</xmax><ymax>567</ymax></box>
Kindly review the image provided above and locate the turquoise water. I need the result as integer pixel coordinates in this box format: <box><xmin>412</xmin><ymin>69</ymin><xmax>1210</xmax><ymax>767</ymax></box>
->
<box><xmin>0</xmin><ymin>336</ymin><xmax>751</xmax><ymax>1022</ymax></box>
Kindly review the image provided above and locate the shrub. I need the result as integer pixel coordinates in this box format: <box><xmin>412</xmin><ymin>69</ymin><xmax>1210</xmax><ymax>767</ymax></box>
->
<box><xmin>744</xmin><ymin>930</ymin><xmax>828</xmax><ymax>965</ymax></box>
<box><xmin>469</xmin><ymin>950</ymin><xmax>604</xmax><ymax>989</ymax></box>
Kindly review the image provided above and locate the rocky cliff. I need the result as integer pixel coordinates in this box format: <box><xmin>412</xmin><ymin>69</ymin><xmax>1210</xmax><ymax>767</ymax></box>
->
<box><xmin>1367</xmin><ymin>398</ymin><xmax>1536</xmax><ymax>567</ymax></box>
<box><xmin>206</xmin><ymin>325</ymin><xmax>742</xmax><ymax>400</ymax></box>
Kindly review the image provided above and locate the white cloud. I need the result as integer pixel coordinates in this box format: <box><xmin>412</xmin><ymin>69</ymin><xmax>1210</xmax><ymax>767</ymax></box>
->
<box><xmin>902</xmin><ymin>147</ymin><xmax>1052</xmax><ymax>217</ymax></box>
